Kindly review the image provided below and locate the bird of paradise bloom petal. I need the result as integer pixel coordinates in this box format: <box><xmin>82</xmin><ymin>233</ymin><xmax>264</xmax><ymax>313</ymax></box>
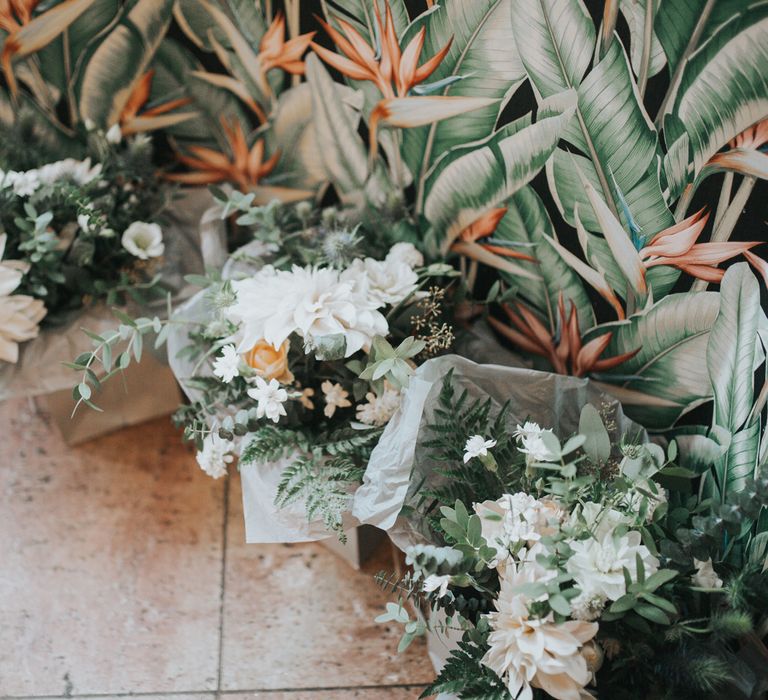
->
<box><xmin>639</xmin><ymin>208</ymin><xmax>765</xmax><ymax>282</ymax></box>
<box><xmin>368</xmin><ymin>95</ymin><xmax>498</xmax><ymax>160</ymax></box>
<box><xmin>729</xmin><ymin>119</ymin><xmax>768</xmax><ymax>150</ymax></box>
<box><xmin>1</xmin><ymin>0</ymin><xmax>94</xmax><ymax>95</ymax></box>
<box><xmin>0</xmin><ymin>0</ymin><xmax>39</xmax><ymax>31</ymax></box>
<box><xmin>260</xmin><ymin>12</ymin><xmax>315</xmax><ymax>76</ymax></box>
<box><xmin>452</xmin><ymin>207</ymin><xmax>535</xmax><ymax>262</ymax></box>
<box><xmin>167</xmin><ymin>118</ymin><xmax>279</xmax><ymax>189</ymax></box>
<box><xmin>488</xmin><ymin>295</ymin><xmax>639</xmax><ymax>378</ymax></box>
<box><xmin>705</xmin><ymin>119</ymin><xmax>768</xmax><ymax>180</ymax></box>
<box><xmin>313</xmin><ymin>3</ymin><xmax>494</xmax><ymax>159</ymax></box>
<box><xmin>118</xmin><ymin>70</ymin><xmax>193</xmax><ymax>136</ymax></box>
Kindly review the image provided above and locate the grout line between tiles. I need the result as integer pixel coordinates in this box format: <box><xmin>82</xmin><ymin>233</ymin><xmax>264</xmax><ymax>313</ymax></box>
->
<box><xmin>1</xmin><ymin>682</ymin><xmax>427</xmax><ymax>699</ymax></box>
<box><xmin>216</xmin><ymin>473</ymin><xmax>231</xmax><ymax>692</ymax></box>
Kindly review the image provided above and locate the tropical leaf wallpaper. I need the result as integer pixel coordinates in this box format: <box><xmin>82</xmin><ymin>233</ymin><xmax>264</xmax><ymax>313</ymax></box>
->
<box><xmin>1</xmin><ymin>0</ymin><xmax>766</xmax><ymax>482</ymax></box>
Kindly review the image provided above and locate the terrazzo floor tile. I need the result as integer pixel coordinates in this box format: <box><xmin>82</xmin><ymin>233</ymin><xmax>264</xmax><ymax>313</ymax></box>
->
<box><xmin>0</xmin><ymin>399</ymin><xmax>225</xmax><ymax>696</ymax></box>
<box><xmin>219</xmin><ymin>473</ymin><xmax>434</xmax><ymax>691</ymax></box>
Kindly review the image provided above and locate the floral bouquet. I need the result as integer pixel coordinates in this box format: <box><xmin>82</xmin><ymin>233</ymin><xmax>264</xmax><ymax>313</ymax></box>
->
<box><xmin>0</xmin><ymin>129</ymin><xmax>170</xmax><ymax>364</ymax></box>
<box><xmin>73</xmin><ymin>192</ymin><xmax>457</xmax><ymax>538</ymax></box>
<box><xmin>376</xmin><ymin>370</ymin><xmax>768</xmax><ymax>700</ymax></box>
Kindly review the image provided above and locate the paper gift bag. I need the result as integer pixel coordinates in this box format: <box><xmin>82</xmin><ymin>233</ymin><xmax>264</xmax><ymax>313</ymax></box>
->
<box><xmin>38</xmin><ymin>350</ymin><xmax>182</xmax><ymax>445</ymax></box>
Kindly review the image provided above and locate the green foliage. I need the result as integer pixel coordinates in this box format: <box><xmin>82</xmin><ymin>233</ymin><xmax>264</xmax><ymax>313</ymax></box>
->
<box><xmin>416</xmin><ymin>370</ymin><xmax>523</xmax><ymax>515</ymax></box>
<box><xmin>359</xmin><ymin>335</ymin><xmax>426</xmax><ymax>390</ymax></box>
<box><xmin>240</xmin><ymin>426</ymin><xmax>382</xmax><ymax>539</ymax></box>
<box><xmin>0</xmin><ymin>130</ymin><xmax>167</xmax><ymax>321</ymax></box>
<box><xmin>422</xmin><ymin>625</ymin><xmax>509</xmax><ymax>700</ymax></box>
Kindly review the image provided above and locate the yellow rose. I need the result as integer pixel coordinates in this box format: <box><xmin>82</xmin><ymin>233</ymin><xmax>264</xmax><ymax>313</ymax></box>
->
<box><xmin>243</xmin><ymin>339</ymin><xmax>294</xmax><ymax>383</ymax></box>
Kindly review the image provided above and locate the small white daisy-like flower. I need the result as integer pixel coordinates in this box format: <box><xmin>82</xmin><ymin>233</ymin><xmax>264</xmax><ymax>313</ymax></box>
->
<box><xmin>422</xmin><ymin>574</ymin><xmax>452</xmax><ymax>598</ymax></box>
<box><xmin>321</xmin><ymin>380</ymin><xmax>351</xmax><ymax>418</ymax></box>
<box><xmin>77</xmin><ymin>213</ymin><xmax>92</xmax><ymax>233</ymax></box>
<box><xmin>10</xmin><ymin>170</ymin><xmax>40</xmax><ymax>196</ymax></box>
<box><xmin>212</xmin><ymin>344</ymin><xmax>240</xmax><ymax>384</ymax></box>
<box><xmin>121</xmin><ymin>221</ymin><xmax>164</xmax><ymax>259</ymax></box>
<box><xmin>464</xmin><ymin>435</ymin><xmax>497</xmax><ymax>463</ymax></box>
<box><xmin>514</xmin><ymin>421</ymin><xmax>557</xmax><ymax>462</ymax></box>
<box><xmin>247</xmin><ymin>376</ymin><xmax>288</xmax><ymax>423</ymax></box>
<box><xmin>195</xmin><ymin>432</ymin><xmax>234</xmax><ymax>479</ymax></box>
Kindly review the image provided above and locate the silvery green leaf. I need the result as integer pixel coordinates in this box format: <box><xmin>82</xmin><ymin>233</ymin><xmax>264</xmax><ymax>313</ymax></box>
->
<box><xmin>579</xmin><ymin>404</ymin><xmax>611</xmax><ymax>463</ymax></box>
<box><xmin>312</xmin><ymin>334</ymin><xmax>347</xmax><ymax>361</ymax></box>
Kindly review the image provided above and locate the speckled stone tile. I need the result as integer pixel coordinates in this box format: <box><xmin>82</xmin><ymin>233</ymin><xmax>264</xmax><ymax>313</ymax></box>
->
<box><xmin>0</xmin><ymin>399</ymin><xmax>225</xmax><ymax>696</ymax></box>
<box><xmin>219</xmin><ymin>473</ymin><xmax>434</xmax><ymax>691</ymax></box>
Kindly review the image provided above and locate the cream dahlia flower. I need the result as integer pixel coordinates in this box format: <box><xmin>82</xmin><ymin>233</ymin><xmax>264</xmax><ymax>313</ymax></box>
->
<box><xmin>567</xmin><ymin>530</ymin><xmax>659</xmax><ymax>602</ymax></box>
<box><xmin>228</xmin><ymin>265</ymin><xmax>388</xmax><ymax>357</ymax></box>
<box><xmin>483</xmin><ymin>560</ymin><xmax>598</xmax><ymax>700</ymax></box>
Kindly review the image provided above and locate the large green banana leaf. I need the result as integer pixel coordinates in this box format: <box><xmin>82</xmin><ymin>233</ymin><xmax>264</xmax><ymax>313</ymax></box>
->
<box><xmin>546</xmin><ymin>149</ymin><xmax>673</xmax><ymax>244</ymax></box>
<box><xmin>670</xmin><ymin>2</ymin><xmax>768</xmax><ymax>175</ymax></box>
<box><xmin>656</xmin><ymin>0</ymin><xmax>755</xmax><ymax>79</ymax></box>
<box><xmin>266</xmin><ymin>82</ymin><xmax>364</xmax><ymax>191</ymax></box>
<box><xmin>493</xmin><ymin>186</ymin><xmax>594</xmax><ymax>329</ymax></box>
<box><xmin>621</xmin><ymin>0</ymin><xmax>666</xmax><ymax>81</ymax></box>
<box><xmin>424</xmin><ymin>90</ymin><xmax>576</xmax><ymax>252</ymax></box>
<box><xmin>148</xmin><ymin>39</ymin><xmax>223</xmax><ymax>144</ymax></box>
<box><xmin>510</xmin><ymin>0</ymin><xmax>594</xmax><ymax>98</ymax></box>
<box><xmin>707</xmin><ymin>264</ymin><xmax>764</xmax><ymax>499</ymax></box>
<box><xmin>585</xmin><ymin>290</ymin><xmax>721</xmax><ymax>429</ymax></box>
<box><xmin>175</xmin><ymin>0</ymin><xmax>267</xmax><ymax>51</ymax></box>
<box><xmin>569</xmin><ymin>41</ymin><xmax>667</xmax><ymax>240</ymax></box>
<box><xmin>513</xmin><ymin>0</ymin><xmax>672</xmax><ymax>243</ymax></box>
<box><xmin>78</xmin><ymin>0</ymin><xmax>175</xmax><ymax>128</ymax></box>
<box><xmin>35</xmin><ymin>0</ymin><xmax>119</xmax><ymax>102</ymax></box>
<box><xmin>399</xmin><ymin>0</ymin><xmax>527</xmax><ymax>210</ymax></box>
<box><xmin>305</xmin><ymin>54</ymin><xmax>390</xmax><ymax>207</ymax></box>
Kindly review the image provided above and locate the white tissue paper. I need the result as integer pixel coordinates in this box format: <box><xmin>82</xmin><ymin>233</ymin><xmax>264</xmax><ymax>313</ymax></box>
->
<box><xmin>353</xmin><ymin>354</ymin><xmax>645</xmax><ymax>553</ymax></box>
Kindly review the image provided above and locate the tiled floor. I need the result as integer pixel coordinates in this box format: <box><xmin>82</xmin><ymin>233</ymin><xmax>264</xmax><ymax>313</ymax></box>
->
<box><xmin>0</xmin><ymin>398</ymin><xmax>432</xmax><ymax>699</ymax></box>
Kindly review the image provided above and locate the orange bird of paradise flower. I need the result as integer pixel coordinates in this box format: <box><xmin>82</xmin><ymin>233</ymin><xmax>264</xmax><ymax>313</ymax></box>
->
<box><xmin>259</xmin><ymin>11</ymin><xmax>315</xmax><ymax>78</ymax></box>
<box><xmin>1</xmin><ymin>0</ymin><xmax>42</xmax><ymax>93</ymax></box>
<box><xmin>488</xmin><ymin>295</ymin><xmax>640</xmax><ymax>378</ymax></box>
<box><xmin>706</xmin><ymin>118</ymin><xmax>768</xmax><ymax>180</ymax></box>
<box><xmin>311</xmin><ymin>2</ymin><xmax>496</xmax><ymax>158</ymax></box>
<box><xmin>1</xmin><ymin>0</ymin><xmax>94</xmax><ymax>95</ymax></box>
<box><xmin>639</xmin><ymin>208</ymin><xmax>765</xmax><ymax>284</ymax></box>
<box><xmin>167</xmin><ymin>118</ymin><xmax>280</xmax><ymax>189</ymax></box>
<box><xmin>451</xmin><ymin>207</ymin><xmax>537</xmax><ymax>261</ymax></box>
<box><xmin>118</xmin><ymin>70</ymin><xmax>193</xmax><ymax>136</ymax></box>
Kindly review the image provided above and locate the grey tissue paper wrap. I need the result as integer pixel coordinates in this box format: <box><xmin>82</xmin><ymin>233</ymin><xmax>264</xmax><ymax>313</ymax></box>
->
<box><xmin>0</xmin><ymin>187</ymin><xmax>225</xmax><ymax>400</ymax></box>
<box><xmin>352</xmin><ymin>354</ymin><xmax>645</xmax><ymax>553</ymax></box>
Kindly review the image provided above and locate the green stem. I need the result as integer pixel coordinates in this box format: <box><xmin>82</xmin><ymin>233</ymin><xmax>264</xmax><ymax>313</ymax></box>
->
<box><xmin>674</xmin><ymin>184</ymin><xmax>694</xmax><ymax>221</ymax></box>
<box><xmin>540</xmin><ymin>2</ymin><xmax>620</xmax><ymax>219</ymax></box>
<box><xmin>710</xmin><ymin>175</ymin><xmax>756</xmax><ymax>245</ymax></box>
<box><xmin>713</xmin><ymin>171</ymin><xmax>734</xmax><ymax>229</ymax></box>
<box><xmin>637</xmin><ymin>0</ymin><xmax>654</xmax><ymax>98</ymax></box>
<box><xmin>599</xmin><ymin>0</ymin><xmax>620</xmax><ymax>59</ymax></box>
<box><xmin>654</xmin><ymin>0</ymin><xmax>715</xmax><ymax>127</ymax></box>
<box><xmin>691</xmin><ymin>175</ymin><xmax>756</xmax><ymax>292</ymax></box>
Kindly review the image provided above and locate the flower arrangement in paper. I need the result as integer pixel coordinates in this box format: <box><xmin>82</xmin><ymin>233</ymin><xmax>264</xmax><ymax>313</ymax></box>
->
<box><xmin>72</xmin><ymin>194</ymin><xmax>457</xmax><ymax>535</ymax></box>
<box><xmin>376</xmin><ymin>365</ymin><xmax>768</xmax><ymax>699</ymax></box>
<box><xmin>0</xmin><ymin>127</ymin><xmax>170</xmax><ymax>363</ymax></box>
